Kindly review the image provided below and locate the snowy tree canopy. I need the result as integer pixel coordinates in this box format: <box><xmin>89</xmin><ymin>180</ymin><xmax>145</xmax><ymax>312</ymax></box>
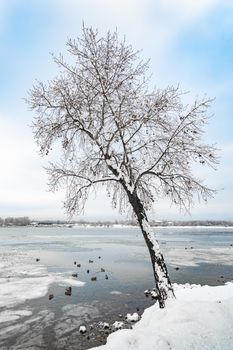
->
<box><xmin>27</xmin><ymin>26</ymin><xmax>218</xmax><ymax>217</ymax></box>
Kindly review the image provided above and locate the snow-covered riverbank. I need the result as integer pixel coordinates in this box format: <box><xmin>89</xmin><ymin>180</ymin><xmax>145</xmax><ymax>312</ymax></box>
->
<box><xmin>90</xmin><ymin>282</ymin><xmax>233</xmax><ymax>350</ymax></box>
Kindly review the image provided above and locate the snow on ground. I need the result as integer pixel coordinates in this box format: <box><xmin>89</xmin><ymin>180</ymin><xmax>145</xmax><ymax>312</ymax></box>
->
<box><xmin>90</xmin><ymin>282</ymin><xmax>233</xmax><ymax>350</ymax></box>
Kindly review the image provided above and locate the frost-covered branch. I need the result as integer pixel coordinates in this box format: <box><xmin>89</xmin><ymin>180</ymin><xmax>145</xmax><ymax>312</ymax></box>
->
<box><xmin>27</xmin><ymin>27</ymin><xmax>218</xmax><ymax>215</ymax></box>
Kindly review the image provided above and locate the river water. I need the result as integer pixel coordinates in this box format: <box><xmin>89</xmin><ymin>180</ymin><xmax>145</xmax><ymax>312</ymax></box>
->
<box><xmin>0</xmin><ymin>225</ymin><xmax>233</xmax><ymax>349</ymax></box>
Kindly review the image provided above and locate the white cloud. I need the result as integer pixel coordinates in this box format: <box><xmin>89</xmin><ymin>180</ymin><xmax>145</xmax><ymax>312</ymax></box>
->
<box><xmin>160</xmin><ymin>0</ymin><xmax>219</xmax><ymax>20</ymax></box>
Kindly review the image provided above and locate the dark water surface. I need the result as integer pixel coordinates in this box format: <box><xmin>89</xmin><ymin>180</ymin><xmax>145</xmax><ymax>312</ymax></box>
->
<box><xmin>0</xmin><ymin>226</ymin><xmax>233</xmax><ymax>349</ymax></box>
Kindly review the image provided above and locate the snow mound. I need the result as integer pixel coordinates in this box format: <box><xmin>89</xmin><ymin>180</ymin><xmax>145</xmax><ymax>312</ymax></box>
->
<box><xmin>113</xmin><ymin>321</ymin><xmax>124</xmax><ymax>330</ymax></box>
<box><xmin>126</xmin><ymin>312</ymin><xmax>140</xmax><ymax>322</ymax></box>
<box><xmin>79</xmin><ymin>325</ymin><xmax>87</xmax><ymax>334</ymax></box>
<box><xmin>89</xmin><ymin>282</ymin><xmax>233</xmax><ymax>350</ymax></box>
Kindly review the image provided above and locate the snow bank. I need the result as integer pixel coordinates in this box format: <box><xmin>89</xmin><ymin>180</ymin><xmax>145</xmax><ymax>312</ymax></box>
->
<box><xmin>90</xmin><ymin>282</ymin><xmax>233</xmax><ymax>350</ymax></box>
<box><xmin>126</xmin><ymin>312</ymin><xmax>140</xmax><ymax>322</ymax></box>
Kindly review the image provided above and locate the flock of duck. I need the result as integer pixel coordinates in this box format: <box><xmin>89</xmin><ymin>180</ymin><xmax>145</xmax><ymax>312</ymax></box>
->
<box><xmin>35</xmin><ymin>256</ymin><xmax>109</xmax><ymax>300</ymax></box>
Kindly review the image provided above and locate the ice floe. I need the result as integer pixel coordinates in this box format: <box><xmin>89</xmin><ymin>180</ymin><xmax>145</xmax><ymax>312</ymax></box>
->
<box><xmin>0</xmin><ymin>309</ymin><xmax>32</xmax><ymax>323</ymax></box>
<box><xmin>0</xmin><ymin>309</ymin><xmax>54</xmax><ymax>349</ymax></box>
<box><xmin>0</xmin><ymin>249</ymin><xmax>85</xmax><ymax>308</ymax></box>
<box><xmin>164</xmin><ymin>246</ymin><xmax>233</xmax><ymax>267</ymax></box>
<box><xmin>62</xmin><ymin>304</ymin><xmax>99</xmax><ymax>318</ymax></box>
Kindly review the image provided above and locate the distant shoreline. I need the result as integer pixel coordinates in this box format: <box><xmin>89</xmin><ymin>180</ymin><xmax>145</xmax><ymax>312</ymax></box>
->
<box><xmin>1</xmin><ymin>220</ymin><xmax>233</xmax><ymax>228</ymax></box>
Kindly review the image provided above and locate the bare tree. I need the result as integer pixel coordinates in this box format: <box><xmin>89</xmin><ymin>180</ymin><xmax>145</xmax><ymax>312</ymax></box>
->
<box><xmin>26</xmin><ymin>26</ymin><xmax>218</xmax><ymax>308</ymax></box>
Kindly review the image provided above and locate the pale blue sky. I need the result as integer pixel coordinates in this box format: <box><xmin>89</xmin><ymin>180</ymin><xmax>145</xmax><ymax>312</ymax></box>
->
<box><xmin>0</xmin><ymin>0</ymin><xmax>232</xmax><ymax>221</ymax></box>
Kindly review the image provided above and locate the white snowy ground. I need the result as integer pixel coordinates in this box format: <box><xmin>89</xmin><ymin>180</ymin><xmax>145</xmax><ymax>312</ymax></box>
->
<box><xmin>90</xmin><ymin>282</ymin><xmax>233</xmax><ymax>350</ymax></box>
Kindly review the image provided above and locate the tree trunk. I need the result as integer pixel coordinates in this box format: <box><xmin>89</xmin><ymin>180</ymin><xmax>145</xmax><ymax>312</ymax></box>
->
<box><xmin>128</xmin><ymin>192</ymin><xmax>175</xmax><ymax>308</ymax></box>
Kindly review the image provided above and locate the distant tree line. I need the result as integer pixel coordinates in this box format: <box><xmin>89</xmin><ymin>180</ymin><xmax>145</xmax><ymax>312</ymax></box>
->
<box><xmin>75</xmin><ymin>219</ymin><xmax>233</xmax><ymax>227</ymax></box>
<box><xmin>150</xmin><ymin>220</ymin><xmax>233</xmax><ymax>227</ymax></box>
<box><xmin>0</xmin><ymin>217</ymin><xmax>232</xmax><ymax>227</ymax></box>
<box><xmin>0</xmin><ymin>216</ymin><xmax>30</xmax><ymax>226</ymax></box>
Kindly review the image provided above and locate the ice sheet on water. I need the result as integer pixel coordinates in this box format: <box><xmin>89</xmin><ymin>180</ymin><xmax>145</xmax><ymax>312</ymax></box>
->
<box><xmin>0</xmin><ymin>322</ymin><xmax>30</xmax><ymax>340</ymax></box>
<box><xmin>0</xmin><ymin>249</ymin><xmax>85</xmax><ymax>308</ymax></box>
<box><xmin>62</xmin><ymin>303</ymin><xmax>99</xmax><ymax>318</ymax></box>
<box><xmin>14</xmin><ymin>310</ymin><xmax>54</xmax><ymax>349</ymax></box>
<box><xmin>0</xmin><ymin>309</ymin><xmax>54</xmax><ymax>349</ymax></box>
<box><xmin>53</xmin><ymin>303</ymin><xmax>99</xmax><ymax>346</ymax></box>
<box><xmin>57</xmin><ymin>278</ymin><xmax>85</xmax><ymax>287</ymax></box>
<box><xmin>10</xmin><ymin>337</ymin><xmax>44</xmax><ymax>350</ymax></box>
<box><xmin>164</xmin><ymin>246</ymin><xmax>233</xmax><ymax>267</ymax></box>
<box><xmin>0</xmin><ymin>309</ymin><xmax>32</xmax><ymax>323</ymax></box>
<box><xmin>54</xmin><ymin>317</ymin><xmax>80</xmax><ymax>339</ymax></box>
<box><xmin>0</xmin><ymin>276</ymin><xmax>51</xmax><ymax>308</ymax></box>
